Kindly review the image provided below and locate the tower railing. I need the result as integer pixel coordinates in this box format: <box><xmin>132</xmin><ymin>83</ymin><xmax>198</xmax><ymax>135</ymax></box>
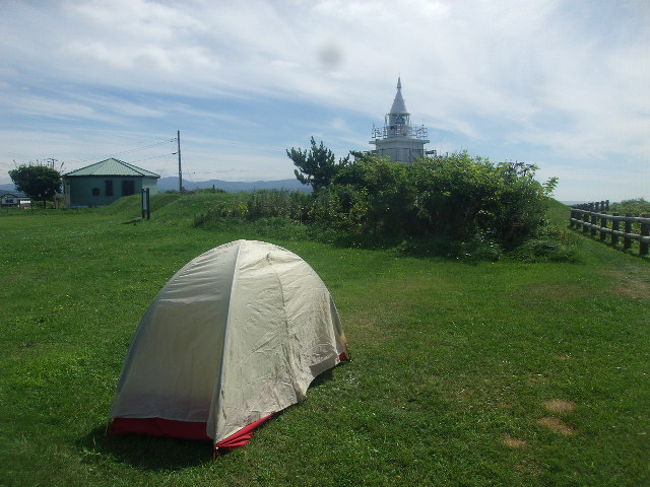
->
<box><xmin>371</xmin><ymin>124</ymin><xmax>429</xmax><ymax>141</ymax></box>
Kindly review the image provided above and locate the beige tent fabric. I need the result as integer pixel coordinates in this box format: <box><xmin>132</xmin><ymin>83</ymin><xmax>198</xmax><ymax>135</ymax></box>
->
<box><xmin>111</xmin><ymin>240</ymin><xmax>347</xmax><ymax>443</ymax></box>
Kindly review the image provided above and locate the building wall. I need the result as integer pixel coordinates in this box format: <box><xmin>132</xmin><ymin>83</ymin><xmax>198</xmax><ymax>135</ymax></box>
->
<box><xmin>372</xmin><ymin>138</ymin><xmax>428</xmax><ymax>163</ymax></box>
<box><xmin>1</xmin><ymin>195</ymin><xmax>19</xmax><ymax>206</ymax></box>
<box><xmin>64</xmin><ymin>176</ymin><xmax>159</xmax><ymax>208</ymax></box>
<box><xmin>141</xmin><ymin>177</ymin><xmax>158</xmax><ymax>195</ymax></box>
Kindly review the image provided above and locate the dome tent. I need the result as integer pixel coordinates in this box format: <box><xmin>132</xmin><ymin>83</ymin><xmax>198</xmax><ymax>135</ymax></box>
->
<box><xmin>110</xmin><ymin>240</ymin><xmax>348</xmax><ymax>451</ymax></box>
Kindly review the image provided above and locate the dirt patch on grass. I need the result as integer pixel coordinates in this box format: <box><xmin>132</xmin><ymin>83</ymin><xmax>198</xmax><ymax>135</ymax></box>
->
<box><xmin>528</xmin><ymin>374</ymin><xmax>549</xmax><ymax>385</ymax></box>
<box><xmin>502</xmin><ymin>435</ymin><xmax>527</xmax><ymax>449</ymax></box>
<box><xmin>538</xmin><ymin>417</ymin><xmax>575</xmax><ymax>436</ymax></box>
<box><xmin>516</xmin><ymin>460</ymin><xmax>543</xmax><ymax>476</ymax></box>
<box><xmin>543</xmin><ymin>399</ymin><xmax>576</xmax><ymax>414</ymax></box>
<box><xmin>603</xmin><ymin>269</ymin><xmax>650</xmax><ymax>300</ymax></box>
<box><xmin>523</xmin><ymin>284</ymin><xmax>588</xmax><ymax>301</ymax></box>
<box><xmin>554</xmin><ymin>353</ymin><xmax>571</xmax><ymax>360</ymax></box>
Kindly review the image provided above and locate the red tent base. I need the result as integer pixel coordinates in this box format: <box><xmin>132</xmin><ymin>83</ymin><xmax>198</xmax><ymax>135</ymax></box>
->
<box><xmin>216</xmin><ymin>414</ymin><xmax>275</xmax><ymax>450</ymax></box>
<box><xmin>109</xmin><ymin>414</ymin><xmax>276</xmax><ymax>450</ymax></box>
<box><xmin>110</xmin><ymin>354</ymin><xmax>349</xmax><ymax>451</ymax></box>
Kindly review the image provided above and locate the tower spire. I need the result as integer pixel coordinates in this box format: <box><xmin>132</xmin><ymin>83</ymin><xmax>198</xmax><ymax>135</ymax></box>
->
<box><xmin>390</xmin><ymin>77</ymin><xmax>408</xmax><ymax>115</ymax></box>
<box><xmin>369</xmin><ymin>77</ymin><xmax>429</xmax><ymax>163</ymax></box>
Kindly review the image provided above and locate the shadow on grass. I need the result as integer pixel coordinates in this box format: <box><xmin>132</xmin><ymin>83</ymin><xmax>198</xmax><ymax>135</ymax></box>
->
<box><xmin>77</xmin><ymin>368</ymin><xmax>343</xmax><ymax>470</ymax></box>
<box><xmin>310</xmin><ymin>368</ymin><xmax>334</xmax><ymax>388</ymax></box>
<box><xmin>77</xmin><ymin>425</ymin><xmax>213</xmax><ymax>471</ymax></box>
<box><xmin>77</xmin><ymin>409</ymin><xmax>290</xmax><ymax>470</ymax></box>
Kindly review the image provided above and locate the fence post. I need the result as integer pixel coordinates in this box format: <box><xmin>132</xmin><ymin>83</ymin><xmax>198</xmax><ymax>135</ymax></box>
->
<box><xmin>590</xmin><ymin>204</ymin><xmax>597</xmax><ymax>237</ymax></box>
<box><xmin>641</xmin><ymin>214</ymin><xmax>649</xmax><ymax>256</ymax></box>
<box><xmin>623</xmin><ymin>214</ymin><xmax>632</xmax><ymax>250</ymax></box>
<box><xmin>582</xmin><ymin>208</ymin><xmax>590</xmax><ymax>233</ymax></box>
<box><xmin>145</xmin><ymin>188</ymin><xmax>151</xmax><ymax>220</ymax></box>
<box><xmin>600</xmin><ymin>213</ymin><xmax>607</xmax><ymax>241</ymax></box>
<box><xmin>605</xmin><ymin>200</ymin><xmax>609</xmax><ymax>211</ymax></box>
<box><xmin>141</xmin><ymin>187</ymin><xmax>151</xmax><ymax>220</ymax></box>
<box><xmin>612</xmin><ymin>213</ymin><xmax>620</xmax><ymax>246</ymax></box>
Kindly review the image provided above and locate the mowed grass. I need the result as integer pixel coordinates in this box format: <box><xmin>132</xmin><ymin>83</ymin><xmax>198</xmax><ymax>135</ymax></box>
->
<box><xmin>0</xmin><ymin>195</ymin><xmax>648</xmax><ymax>486</ymax></box>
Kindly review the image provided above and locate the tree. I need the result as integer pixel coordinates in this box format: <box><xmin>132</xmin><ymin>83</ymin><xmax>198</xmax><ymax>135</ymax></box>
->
<box><xmin>287</xmin><ymin>137</ymin><xmax>349</xmax><ymax>192</ymax></box>
<box><xmin>9</xmin><ymin>164</ymin><xmax>62</xmax><ymax>207</ymax></box>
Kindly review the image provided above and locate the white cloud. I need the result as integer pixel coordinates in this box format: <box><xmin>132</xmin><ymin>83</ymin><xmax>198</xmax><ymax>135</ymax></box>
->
<box><xmin>0</xmin><ymin>0</ymin><xmax>647</xmax><ymax>199</ymax></box>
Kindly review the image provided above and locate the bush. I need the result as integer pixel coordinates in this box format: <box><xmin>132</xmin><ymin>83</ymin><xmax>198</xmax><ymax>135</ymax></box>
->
<box><xmin>609</xmin><ymin>199</ymin><xmax>650</xmax><ymax>243</ymax></box>
<box><xmin>610</xmin><ymin>198</ymin><xmax>650</xmax><ymax>216</ymax></box>
<box><xmin>336</xmin><ymin>154</ymin><xmax>417</xmax><ymax>238</ymax></box>
<box><xmin>510</xmin><ymin>226</ymin><xmax>583</xmax><ymax>262</ymax></box>
<box><xmin>392</xmin><ymin>234</ymin><xmax>503</xmax><ymax>261</ymax></box>
<box><xmin>245</xmin><ymin>189</ymin><xmax>311</xmax><ymax>221</ymax></box>
<box><xmin>328</xmin><ymin>152</ymin><xmax>555</xmax><ymax>250</ymax></box>
<box><xmin>409</xmin><ymin>153</ymin><xmax>496</xmax><ymax>240</ymax></box>
<box><xmin>193</xmin><ymin>149</ymin><xmax>559</xmax><ymax>260</ymax></box>
<box><xmin>192</xmin><ymin>202</ymin><xmax>246</xmax><ymax>227</ymax></box>
<box><xmin>307</xmin><ymin>184</ymin><xmax>369</xmax><ymax>232</ymax></box>
<box><xmin>408</xmin><ymin>155</ymin><xmax>554</xmax><ymax>248</ymax></box>
<box><xmin>190</xmin><ymin>187</ymin><xmax>227</xmax><ymax>194</ymax></box>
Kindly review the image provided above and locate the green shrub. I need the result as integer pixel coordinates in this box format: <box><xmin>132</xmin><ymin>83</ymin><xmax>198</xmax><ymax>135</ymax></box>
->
<box><xmin>609</xmin><ymin>199</ymin><xmax>650</xmax><ymax>245</ymax></box>
<box><xmin>192</xmin><ymin>148</ymin><xmax>560</xmax><ymax>260</ymax></box>
<box><xmin>408</xmin><ymin>154</ymin><xmax>554</xmax><ymax>248</ymax></box>
<box><xmin>391</xmin><ymin>234</ymin><xmax>503</xmax><ymax>261</ymax></box>
<box><xmin>307</xmin><ymin>184</ymin><xmax>369</xmax><ymax>232</ymax></box>
<box><xmin>190</xmin><ymin>187</ymin><xmax>227</xmax><ymax>194</ymax></box>
<box><xmin>329</xmin><ymin>151</ymin><xmax>555</xmax><ymax>250</ymax></box>
<box><xmin>510</xmin><ymin>226</ymin><xmax>583</xmax><ymax>262</ymax></box>
<box><xmin>409</xmin><ymin>153</ymin><xmax>496</xmax><ymax>240</ymax></box>
<box><xmin>241</xmin><ymin>217</ymin><xmax>310</xmax><ymax>241</ymax></box>
<box><xmin>485</xmin><ymin>162</ymin><xmax>552</xmax><ymax>249</ymax></box>
<box><xmin>335</xmin><ymin>154</ymin><xmax>417</xmax><ymax>238</ymax></box>
<box><xmin>191</xmin><ymin>203</ymin><xmax>234</xmax><ymax>227</ymax></box>
<box><xmin>610</xmin><ymin>198</ymin><xmax>650</xmax><ymax>216</ymax></box>
<box><xmin>245</xmin><ymin>190</ymin><xmax>311</xmax><ymax>221</ymax></box>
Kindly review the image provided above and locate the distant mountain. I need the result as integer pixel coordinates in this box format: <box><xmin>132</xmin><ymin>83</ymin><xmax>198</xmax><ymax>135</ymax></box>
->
<box><xmin>561</xmin><ymin>201</ymin><xmax>588</xmax><ymax>206</ymax></box>
<box><xmin>157</xmin><ymin>177</ymin><xmax>311</xmax><ymax>193</ymax></box>
<box><xmin>0</xmin><ymin>183</ymin><xmax>17</xmax><ymax>192</ymax></box>
<box><xmin>2</xmin><ymin>179</ymin><xmax>311</xmax><ymax>194</ymax></box>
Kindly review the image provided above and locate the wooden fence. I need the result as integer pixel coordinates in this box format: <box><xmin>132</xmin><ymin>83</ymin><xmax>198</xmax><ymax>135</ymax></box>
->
<box><xmin>569</xmin><ymin>201</ymin><xmax>650</xmax><ymax>256</ymax></box>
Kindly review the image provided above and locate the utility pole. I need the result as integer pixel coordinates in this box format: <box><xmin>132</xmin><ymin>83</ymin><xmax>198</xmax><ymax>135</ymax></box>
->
<box><xmin>177</xmin><ymin>130</ymin><xmax>183</xmax><ymax>193</ymax></box>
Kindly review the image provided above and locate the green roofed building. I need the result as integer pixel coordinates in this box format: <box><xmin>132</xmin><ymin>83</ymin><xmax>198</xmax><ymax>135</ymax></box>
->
<box><xmin>63</xmin><ymin>158</ymin><xmax>160</xmax><ymax>208</ymax></box>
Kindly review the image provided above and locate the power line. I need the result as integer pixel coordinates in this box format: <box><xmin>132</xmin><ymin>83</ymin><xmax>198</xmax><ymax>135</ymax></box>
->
<box><xmin>110</xmin><ymin>138</ymin><xmax>175</xmax><ymax>157</ymax></box>
<box><xmin>129</xmin><ymin>152</ymin><xmax>176</xmax><ymax>163</ymax></box>
<box><xmin>79</xmin><ymin>137</ymin><xmax>175</xmax><ymax>164</ymax></box>
<box><xmin>62</xmin><ymin>135</ymin><xmax>177</xmax><ymax>170</ymax></box>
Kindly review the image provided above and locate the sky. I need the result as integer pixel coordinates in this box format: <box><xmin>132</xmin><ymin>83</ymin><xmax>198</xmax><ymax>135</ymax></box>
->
<box><xmin>0</xmin><ymin>0</ymin><xmax>648</xmax><ymax>202</ymax></box>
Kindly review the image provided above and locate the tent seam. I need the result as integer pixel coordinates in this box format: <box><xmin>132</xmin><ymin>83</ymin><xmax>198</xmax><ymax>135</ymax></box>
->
<box><xmin>265</xmin><ymin>252</ymin><xmax>303</xmax><ymax>401</ymax></box>
<box><xmin>209</xmin><ymin>240</ymin><xmax>244</xmax><ymax>446</ymax></box>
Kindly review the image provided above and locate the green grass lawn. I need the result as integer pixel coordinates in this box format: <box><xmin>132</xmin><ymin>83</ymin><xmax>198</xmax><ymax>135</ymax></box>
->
<box><xmin>1</xmin><ymin>195</ymin><xmax>648</xmax><ymax>486</ymax></box>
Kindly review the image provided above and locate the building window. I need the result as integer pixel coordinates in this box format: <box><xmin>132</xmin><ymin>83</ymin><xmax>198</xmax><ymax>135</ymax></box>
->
<box><xmin>122</xmin><ymin>180</ymin><xmax>135</xmax><ymax>196</ymax></box>
<box><xmin>92</xmin><ymin>187</ymin><xmax>100</xmax><ymax>196</ymax></box>
<box><xmin>105</xmin><ymin>180</ymin><xmax>114</xmax><ymax>196</ymax></box>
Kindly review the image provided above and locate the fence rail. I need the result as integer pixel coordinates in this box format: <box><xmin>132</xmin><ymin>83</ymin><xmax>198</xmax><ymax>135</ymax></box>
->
<box><xmin>569</xmin><ymin>200</ymin><xmax>650</xmax><ymax>256</ymax></box>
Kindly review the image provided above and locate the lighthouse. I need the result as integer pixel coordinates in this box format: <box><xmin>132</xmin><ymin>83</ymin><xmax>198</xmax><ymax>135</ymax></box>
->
<box><xmin>370</xmin><ymin>78</ymin><xmax>429</xmax><ymax>163</ymax></box>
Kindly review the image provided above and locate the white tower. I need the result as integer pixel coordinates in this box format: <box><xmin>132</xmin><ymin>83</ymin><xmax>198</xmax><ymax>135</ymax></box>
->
<box><xmin>370</xmin><ymin>77</ymin><xmax>429</xmax><ymax>163</ymax></box>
